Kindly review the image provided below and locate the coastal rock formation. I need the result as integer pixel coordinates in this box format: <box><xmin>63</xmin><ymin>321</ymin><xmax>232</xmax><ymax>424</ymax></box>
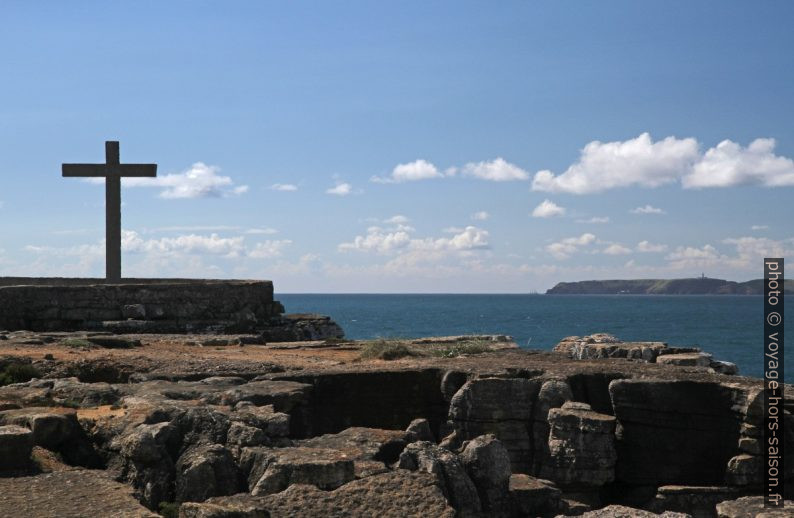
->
<box><xmin>0</xmin><ymin>332</ymin><xmax>791</xmax><ymax>517</ymax></box>
<box><xmin>554</xmin><ymin>333</ymin><xmax>740</xmax><ymax>376</ymax></box>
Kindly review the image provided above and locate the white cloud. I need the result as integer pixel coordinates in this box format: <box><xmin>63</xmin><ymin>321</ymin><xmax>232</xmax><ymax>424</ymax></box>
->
<box><xmin>532</xmin><ymin>199</ymin><xmax>566</xmax><ymax>218</ymax></box>
<box><xmin>721</xmin><ymin>236</ymin><xmax>794</xmax><ymax>269</ymax></box>
<box><xmin>471</xmin><ymin>211</ymin><xmax>490</xmax><ymax>221</ymax></box>
<box><xmin>339</xmin><ymin>225</ymin><xmax>490</xmax><ymax>255</ymax></box>
<box><xmin>751</xmin><ymin>225</ymin><xmax>769</xmax><ymax>231</ymax></box>
<box><xmin>636</xmin><ymin>240</ymin><xmax>668</xmax><ymax>253</ymax></box>
<box><xmin>122</xmin><ymin>231</ymin><xmax>246</xmax><ymax>257</ymax></box>
<box><xmin>462</xmin><ymin>158</ymin><xmax>530</xmax><ymax>181</ymax></box>
<box><xmin>248</xmin><ymin>240</ymin><xmax>293</xmax><ymax>258</ymax></box>
<box><xmin>338</xmin><ymin>226</ymin><xmax>413</xmax><ymax>253</ymax></box>
<box><xmin>385</xmin><ymin>215</ymin><xmax>410</xmax><ymax>224</ymax></box>
<box><xmin>371</xmin><ymin>159</ymin><xmax>443</xmax><ymax>183</ymax></box>
<box><xmin>532</xmin><ymin>133</ymin><xmax>699</xmax><ymax>194</ymax></box>
<box><xmin>270</xmin><ymin>183</ymin><xmax>298</xmax><ymax>192</ymax></box>
<box><xmin>546</xmin><ymin>233</ymin><xmax>596</xmax><ymax>260</ymax></box>
<box><xmin>602</xmin><ymin>243</ymin><xmax>632</xmax><ymax>255</ymax></box>
<box><xmin>326</xmin><ymin>182</ymin><xmax>353</xmax><ymax>196</ymax></box>
<box><xmin>105</xmin><ymin>163</ymin><xmax>249</xmax><ymax>199</ymax></box>
<box><xmin>245</xmin><ymin>228</ymin><xmax>279</xmax><ymax>235</ymax></box>
<box><xmin>665</xmin><ymin>244</ymin><xmax>723</xmax><ymax>270</ymax></box>
<box><xmin>683</xmin><ymin>138</ymin><xmax>794</xmax><ymax>188</ymax></box>
<box><xmin>630</xmin><ymin>205</ymin><xmax>665</xmax><ymax>215</ymax></box>
<box><xmin>576</xmin><ymin>216</ymin><xmax>610</xmax><ymax>224</ymax></box>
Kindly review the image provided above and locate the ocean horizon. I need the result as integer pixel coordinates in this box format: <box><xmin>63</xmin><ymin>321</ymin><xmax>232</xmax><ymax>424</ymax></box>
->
<box><xmin>279</xmin><ymin>293</ymin><xmax>791</xmax><ymax>383</ymax></box>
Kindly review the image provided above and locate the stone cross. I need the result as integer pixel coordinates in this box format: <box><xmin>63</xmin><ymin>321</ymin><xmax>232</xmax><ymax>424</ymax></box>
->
<box><xmin>62</xmin><ymin>141</ymin><xmax>157</xmax><ymax>283</ymax></box>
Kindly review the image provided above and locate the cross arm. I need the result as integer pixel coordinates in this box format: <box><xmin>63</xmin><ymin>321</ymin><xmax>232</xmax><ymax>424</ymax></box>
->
<box><xmin>62</xmin><ymin>164</ymin><xmax>158</xmax><ymax>177</ymax></box>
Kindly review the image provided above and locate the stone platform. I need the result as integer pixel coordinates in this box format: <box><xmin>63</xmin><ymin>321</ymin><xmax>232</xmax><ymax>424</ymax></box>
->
<box><xmin>0</xmin><ymin>278</ymin><xmax>341</xmax><ymax>338</ymax></box>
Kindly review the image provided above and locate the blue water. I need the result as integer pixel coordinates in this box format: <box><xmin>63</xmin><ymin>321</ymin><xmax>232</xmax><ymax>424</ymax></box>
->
<box><xmin>278</xmin><ymin>294</ymin><xmax>791</xmax><ymax>383</ymax></box>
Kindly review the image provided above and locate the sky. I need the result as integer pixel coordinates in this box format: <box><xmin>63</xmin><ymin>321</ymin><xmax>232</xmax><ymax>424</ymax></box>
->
<box><xmin>0</xmin><ymin>1</ymin><xmax>793</xmax><ymax>293</ymax></box>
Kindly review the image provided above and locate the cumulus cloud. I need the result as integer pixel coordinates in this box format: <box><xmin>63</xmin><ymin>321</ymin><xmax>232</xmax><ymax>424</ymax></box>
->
<box><xmin>122</xmin><ymin>231</ymin><xmax>246</xmax><ymax>257</ymax></box>
<box><xmin>384</xmin><ymin>215</ymin><xmax>410</xmax><ymax>224</ymax></box>
<box><xmin>531</xmin><ymin>133</ymin><xmax>794</xmax><ymax>194</ymax></box>
<box><xmin>636</xmin><ymin>240</ymin><xmax>668</xmax><ymax>253</ymax></box>
<box><xmin>665</xmin><ymin>244</ymin><xmax>723</xmax><ymax>270</ymax></box>
<box><xmin>462</xmin><ymin>158</ymin><xmax>530</xmax><ymax>181</ymax></box>
<box><xmin>339</xmin><ymin>225</ymin><xmax>490</xmax><ymax>255</ymax></box>
<box><xmin>249</xmin><ymin>240</ymin><xmax>293</xmax><ymax>258</ymax></box>
<box><xmin>532</xmin><ymin>133</ymin><xmax>699</xmax><ymax>194</ymax></box>
<box><xmin>270</xmin><ymin>183</ymin><xmax>298</xmax><ymax>191</ymax></box>
<box><xmin>602</xmin><ymin>243</ymin><xmax>632</xmax><ymax>255</ymax></box>
<box><xmin>532</xmin><ymin>199</ymin><xmax>566</xmax><ymax>218</ymax></box>
<box><xmin>576</xmin><ymin>216</ymin><xmax>610</xmax><ymax>224</ymax></box>
<box><xmin>108</xmin><ymin>163</ymin><xmax>249</xmax><ymax>199</ymax></box>
<box><xmin>630</xmin><ymin>205</ymin><xmax>665</xmax><ymax>215</ymax></box>
<box><xmin>471</xmin><ymin>211</ymin><xmax>490</xmax><ymax>221</ymax></box>
<box><xmin>546</xmin><ymin>233</ymin><xmax>596</xmax><ymax>260</ymax></box>
<box><xmin>683</xmin><ymin>138</ymin><xmax>794</xmax><ymax>188</ymax></box>
<box><xmin>326</xmin><ymin>182</ymin><xmax>353</xmax><ymax>196</ymax></box>
<box><xmin>371</xmin><ymin>159</ymin><xmax>443</xmax><ymax>183</ymax></box>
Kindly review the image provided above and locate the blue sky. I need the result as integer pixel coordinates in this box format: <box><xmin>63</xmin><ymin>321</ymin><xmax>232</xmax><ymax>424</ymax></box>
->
<box><xmin>1</xmin><ymin>1</ymin><xmax>793</xmax><ymax>292</ymax></box>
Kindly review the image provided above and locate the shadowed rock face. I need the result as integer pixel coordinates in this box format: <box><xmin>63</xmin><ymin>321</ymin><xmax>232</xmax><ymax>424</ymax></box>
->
<box><xmin>609</xmin><ymin>379</ymin><xmax>744</xmax><ymax>486</ymax></box>
<box><xmin>0</xmin><ymin>333</ymin><xmax>791</xmax><ymax>517</ymax></box>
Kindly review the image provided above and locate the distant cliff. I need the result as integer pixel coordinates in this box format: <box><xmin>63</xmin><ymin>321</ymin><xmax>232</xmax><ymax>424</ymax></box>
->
<box><xmin>546</xmin><ymin>277</ymin><xmax>794</xmax><ymax>295</ymax></box>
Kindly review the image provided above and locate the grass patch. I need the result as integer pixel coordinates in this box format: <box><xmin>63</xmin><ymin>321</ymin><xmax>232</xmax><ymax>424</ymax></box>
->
<box><xmin>430</xmin><ymin>341</ymin><xmax>491</xmax><ymax>358</ymax></box>
<box><xmin>63</xmin><ymin>338</ymin><xmax>92</xmax><ymax>349</ymax></box>
<box><xmin>158</xmin><ymin>502</ymin><xmax>180</xmax><ymax>518</ymax></box>
<box><xmin>359</xmin><ymin>340</ymin><xmax>422</xmax><ymax>360</ymax></box>
<box><xmin>0</xmin><ymin>363</ymin><xmax>41</xmax><ymax>386</ymax></box>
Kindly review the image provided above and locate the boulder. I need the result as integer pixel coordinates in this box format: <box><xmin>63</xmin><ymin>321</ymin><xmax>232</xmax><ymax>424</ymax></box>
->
<box><xmin>448</xmin><ymin>377</ymin><xmax>539</xmax><ymax>472</ymax></box>
<box><xmin>399</xmin><ymin>440</ymin><xmax>481</xmax><ymax>516</ymax></box>
<box><xmin>175</xmin><ymin>443</ymin><xmax>240</xmax><ymax>503</ymax></box>
<box><xmin>725</xmin><ymin>454</ymin><xmax>762</xmax><ymax>486</ymax></box>
<box><xmin>532</xmin><ymin>379</ymin><xmax>573</xmax><ymax>474</ymax></box>
<box><xmin>645</xmin><ymin>485</ymin><xmax>746</xmax><ymax>517</ymax></box>
<box><xmin>0</xmin><ymin>424</ymin><xmax>33</xmax><ymax>471</ymax></box>
<box><xmin>406</xmin><ymin>418</ymin><xmax>435</xmax><ymax>443</ymax></box>
<box><xmin>716</xmin><ymin>495</ymin><xmax>794</xmax><ymax>517</ymax></box>
<box><xmin>460</xmin><ymin>434</ymin><xmax>511</xmax><ymax>516</ymax></box>
<box><xmin>182</xmin><ymin>470</ymin><xmax>455</xmax><ymax>518</ymax></box>
<box><xmin>509</xmin><ymin>474</ymin><xmax>562</xmax><ymax>517</ymax></box>
<box><xmin>656</xmin><ymin>353</ymin><xmax>713</xmax><ymax>367</ymax></box>
<box><xmin>300</xmin><ymin>427</ymin><xmax>411</xmax><ymax>465</ymax></box>
<box><xmin>558</xmin><ymin>505</ymin><xmax>691</xmax><ymax>517</ymax></box>
<box><xmin>542</xmin><ymin>402</ymin><xmax>616</xmax><ymax>487</ymax></box>
<box><xmin>240</xmin><ymin>446</ymin><xmax>355</xmax><ymax>495</ymax></box>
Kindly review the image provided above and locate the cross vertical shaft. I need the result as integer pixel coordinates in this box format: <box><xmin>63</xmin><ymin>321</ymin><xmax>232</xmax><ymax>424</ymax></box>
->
<box><xmin>105</xmin><ymin>142</ymin><xmax>121</xmax><ymax>282</ymax></box>
<box><xmin>62</xmin><ymin>141</ymin><xmax>157</xmax><ymax>283</ymax></box>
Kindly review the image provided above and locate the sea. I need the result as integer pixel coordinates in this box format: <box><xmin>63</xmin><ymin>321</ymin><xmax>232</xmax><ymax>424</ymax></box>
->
<box><xmin>278</xmin><ymin>294</ymin><xmax>792</xmax><ymax>384</ymax></box>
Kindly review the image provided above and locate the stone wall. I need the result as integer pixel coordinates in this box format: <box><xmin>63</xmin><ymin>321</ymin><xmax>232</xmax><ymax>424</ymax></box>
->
<box><xmin>0</xmin><ymin>279</ymin><xmax>284</xmax><ymax>333</ymax></box>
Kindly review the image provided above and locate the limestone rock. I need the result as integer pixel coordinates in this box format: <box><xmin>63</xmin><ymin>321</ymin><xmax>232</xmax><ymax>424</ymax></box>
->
<box><xmin>183</xmin><ymin>470</ymin><xmax>455</xmax><ymax>518</ymax></box>
<box><xmin>716</xmin><ymin>495</ymin><xmax>794</xmax><ymax>517</ymax></box>
<box><xmin>0</xmin><ymin>470</ymin><xmax>159</xmax><ymax>517</ymax></box>
<box><xmin>240</xmin><ymin>446</ymin><xmax>355</xmax><ymax>495</ymax></box>
<box><xmin>725</xmin><ymin>454</ymin><xmax>762</xmax><ymax>486</ymax></box>
<box><xmin>300</xmin><ymin>426</ymin><xmax>411</xmax><ymax>465</ymax></box>
<box><xmin>0</xmin><ymin>424</ymin><xmax>33</xmax><ymax>471</ymax></box>
<box><xmin>532</xmin><ymin>379</ymin><xmax>573</xmax><ymax>474</ymax></box>
<box><xmin>448</xmin><ymin>377</ymin><xmax>539</xmax><ymax>472</ymax></box>
<box><xmin>406</xmin><ymin>417</ymin><xmax>435</xmax><ymax>443</ymax></box>
<box><xmin>710</xmin><ymin>360</ymin><xmax>739</xmax><ymax>375</ymax></box>
<box><xmin>656</xmin><ymin>352</ymin><xmax>713</xmax><ymax>367</ymax></box>
<box><xmin>543</xmin><ymin>402</ymin><xmax>616</xmax><ymax>487</ymax></box>
<box><xmin>646</xmin><ymin>485</ymin><xmax>746</xmax><ymax>517</ymax></box>
<box><xmin>175</xmin><ymin>443</ymin><xmax>240</xmax><ymax>503</ymax></box>
<box><xmin>460</xmin><ymin>434</ymin><xmax>511</xmax><ymax>516</ymax></box>
<box><xmin>609</xmin><ymin>379</ymin><xmax>744</xmax><ymax>486</ymax></box>
<box><xmin>398</xmin><ymin>440</ymin><xmax>481</xmax><ymax>516</ymax></box>
<box><xmin>509</xmin><ymin>474</ymin><xmax>562</xmax><ymax>517</ymax></box>
<box><xmin>557</xmin><ymin>504</ymin><xmax>692</xmax><ymax>517</ymax></box>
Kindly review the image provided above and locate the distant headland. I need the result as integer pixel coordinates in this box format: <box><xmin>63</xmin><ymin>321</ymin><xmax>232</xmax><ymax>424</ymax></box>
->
<box><xmin>546</xmin><ymin>277</ymin><xmax>794</xmax><ymax>295</ymax></box>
